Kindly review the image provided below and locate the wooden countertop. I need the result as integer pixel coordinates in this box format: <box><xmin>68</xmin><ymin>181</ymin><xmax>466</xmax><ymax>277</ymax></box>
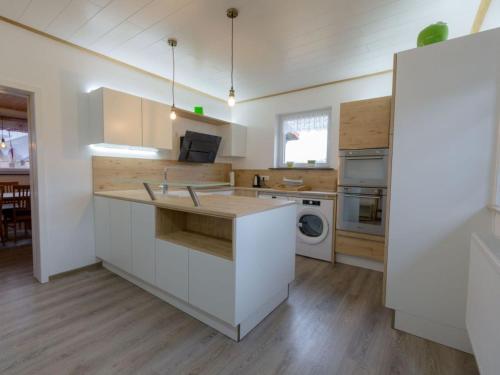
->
<box><xmin>234</xmin><ymin>187</ymin><xmax>336</xmax><ymax>199</ymax></box>
<box><xmin>94</xmin><ymin>189</ymin><xmax>296</xmax><ymax>219</ymax></box>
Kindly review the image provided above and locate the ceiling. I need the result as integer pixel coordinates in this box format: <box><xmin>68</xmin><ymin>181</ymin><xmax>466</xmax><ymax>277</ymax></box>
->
<box><xmin>0</xmin><ymin>92</ymin><xmax>28</xmax><ymax>122</ymax></box>
<box><xmin>0</xmin><ymin>93</ymin><xmax>28</xmax><ymax>132</ymax></box>
<box><xmin>0</xmin><ymin>0</ymin><xmax>483</xmax><ymax>101</ymax></box>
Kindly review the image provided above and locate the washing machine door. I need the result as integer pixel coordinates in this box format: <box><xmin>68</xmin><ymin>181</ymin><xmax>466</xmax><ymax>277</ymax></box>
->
<box><xmin>297</xmin><ymin>209</ymin><xmax>329</xmax><ymax>244</ymax></box>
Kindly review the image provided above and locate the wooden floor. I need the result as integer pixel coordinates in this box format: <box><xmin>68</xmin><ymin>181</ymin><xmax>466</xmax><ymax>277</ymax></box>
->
<box><xmin>0</xmin><ymin>249</ymin><xmax>478</xmax><ymax>375</ymax></box>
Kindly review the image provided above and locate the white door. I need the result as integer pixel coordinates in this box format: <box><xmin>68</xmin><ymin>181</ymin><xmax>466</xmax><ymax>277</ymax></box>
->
<box><xmin>109</xmin><ymin>199</ymin><xmax>132</xmax><ymax>273</ymax></box>
<box><xmin>94</xmin><ymin>196</ymin><xmax>110</xmax><ymax>261</ymax></box>
<box><xmin>189</xmin><ymin>249</ymin><xmax>234</xmax><ymax>324</ymax></box>
<box><xmin>131</xmin><ymin>203</ymin><xmax>155</xmax><ymax>285</ymax></box>
<box><xmin>156</xmin><ymin>239</ymin><xmax>189</xmax><ymax>301</ymax></box>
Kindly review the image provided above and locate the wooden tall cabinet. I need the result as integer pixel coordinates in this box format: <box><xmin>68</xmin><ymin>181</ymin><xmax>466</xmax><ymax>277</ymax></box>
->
<box><xmin>339</xmin><ymin>96</ymin><xmax>391</xmax><ymax>150</ymax></box>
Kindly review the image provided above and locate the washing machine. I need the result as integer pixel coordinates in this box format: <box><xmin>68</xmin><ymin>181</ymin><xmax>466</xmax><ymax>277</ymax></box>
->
<box><xmin>258</xmin><ymin>193</ymin><xmax>334</xmax><ymax>262</ymax></box>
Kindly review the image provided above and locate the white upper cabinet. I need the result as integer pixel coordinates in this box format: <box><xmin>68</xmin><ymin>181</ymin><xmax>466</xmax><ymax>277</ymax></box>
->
<box><xmin>142</xmin><ymin>98</ymin><xmax>173</xmax><ymax>150</ymax></box>
<box><xmin>89</xmin><ymin>87</ymin><xmax>142</xmax><ymax>147</ymax></box>
<box><xmin>218</xmin><ymin>124</ymin><xmax>247</xmax><ymax>158</ymax></box>
<box><xmin>89</xmin><ymin>88</ymin><xmax>173</xmax><ymax>150</ymax></box>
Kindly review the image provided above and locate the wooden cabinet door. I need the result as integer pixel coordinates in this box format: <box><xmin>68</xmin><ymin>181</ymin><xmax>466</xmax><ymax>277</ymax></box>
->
<box><xmin>131</xmin><ymin>203</ymin><xmax>156</xmax><ymax>285</ymax></box>
<box><xmin>142</xmin><ymin>98</ymin><xmax>173</xmax><ymax>150</ymax></box>
<box><xmin>188</xmin><ymin>249</ymin><xmax>234</xmax><ymax>324</ymax></box>
<box><xmin>94</xmin><ymin>196</ymin><xmax>110</xmax><ymax>262</ymax></box>
<box><xmin>100</xmin><ymin>88</ymin><xmax>142</xmax><ymax>147</ymax></box>
<box><xmin>109</xmin><ymin>199</ymin><xmax>132</xmax><ymax>272</ymax></box>
<box><xmin>335</xmin><ymin>230</ymin><xmax>385</xmax><ymax>261</ymax></box>
<box><xmin>339</xmin><ymin>96</ymin><xmax>391</xmax><ymax>149</ymax></box>
<box><xmin>155</xmin><ymin>239</ymin><xmax>189</xmax><ymax>301</ymax></box>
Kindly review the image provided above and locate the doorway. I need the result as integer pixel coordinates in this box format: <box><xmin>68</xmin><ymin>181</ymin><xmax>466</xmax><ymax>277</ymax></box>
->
<box><xmin>0</xmin><ymin>87</ymin><xmax>40</xmax><ymax>285</ymax></box>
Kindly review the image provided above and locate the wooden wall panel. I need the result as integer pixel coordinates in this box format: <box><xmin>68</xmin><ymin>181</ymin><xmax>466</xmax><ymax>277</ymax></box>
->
<box><xmin>0</xmin><ymin>173</ymin><xmax>30</xmax><ymax>184</ymax></box>
<box><xmin>92</xmin><ymin>156</ymin><xmax>231</xmax><ymax>192</ymax></box>
<box><xmin>234</xmin><ymin>169</ymin><xmax>337</xmax><ymax>192</ymax></box>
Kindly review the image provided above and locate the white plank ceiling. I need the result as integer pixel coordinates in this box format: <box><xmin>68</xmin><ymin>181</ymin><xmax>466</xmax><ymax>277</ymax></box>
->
<box><xmin>0</xmin><ymin>0</ymin><xmax>483</xmax><ymax>101</ymax></box>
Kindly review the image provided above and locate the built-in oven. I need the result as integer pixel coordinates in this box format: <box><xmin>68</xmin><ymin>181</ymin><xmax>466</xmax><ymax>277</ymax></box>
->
<box><xmin>336</xmin><ymin>186</ymin><xmax>386</xmax><ymax>236</ymax></box>
<box><xmin>338</xmin><ymin>149</ymin><xmax>388</xmax><ymax>187</ymax></box>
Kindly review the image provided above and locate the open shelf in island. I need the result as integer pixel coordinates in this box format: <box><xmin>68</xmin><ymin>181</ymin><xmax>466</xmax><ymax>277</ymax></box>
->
<box><xmin>155</xmin><ymin>207</ymin><xmax>233</xmax><ymax>261</ymax></box>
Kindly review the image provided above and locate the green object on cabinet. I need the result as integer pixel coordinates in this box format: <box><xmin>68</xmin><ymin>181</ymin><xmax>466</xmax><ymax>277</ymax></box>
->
<box><xmin>194</xmin><ymin>106</ymin><xmax>204</xmax><ymax>115</ymax></box>
<box><xmin>417</xmin><ymin>22</ymin><xmax>449</xmax><ymax>47</ymax></box>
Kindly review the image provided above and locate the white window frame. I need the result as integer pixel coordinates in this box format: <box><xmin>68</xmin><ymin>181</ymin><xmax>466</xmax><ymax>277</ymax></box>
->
<box><xmin>276</xmin><ymin>108</ymin><xmax>332</xmax><ymax>168</ymax></box>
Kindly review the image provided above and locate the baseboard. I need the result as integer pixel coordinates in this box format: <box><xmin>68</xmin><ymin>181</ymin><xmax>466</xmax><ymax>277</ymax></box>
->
<box><xmin>335</xmin><ymin>253</ymin><xmax>384</xmax><ymax>272</ymax></box>
<box><xmin>394</xmin><ymin>310</ymin><xmax>472</xmax><ymax>353</ymax></box>
<box><xmin>49</xmin><ymin>261</ymin><xmax>102</xmax><ymax>281</ymax></box>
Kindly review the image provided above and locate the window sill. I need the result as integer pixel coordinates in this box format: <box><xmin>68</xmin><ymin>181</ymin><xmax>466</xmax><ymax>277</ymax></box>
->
<box><xmin>488</xmin><ymin>205</ymin><xmax>500</xmax><ymax>214</ymax></box>
<box><xmin>269</xmin><ymin>167</ymin><xmax>334</xmax><ymax>171</ymax></box>
<box><xmin>0</xmin><ymin>168</ymin><xmax>30</xmax><ymax>175</ymax></box>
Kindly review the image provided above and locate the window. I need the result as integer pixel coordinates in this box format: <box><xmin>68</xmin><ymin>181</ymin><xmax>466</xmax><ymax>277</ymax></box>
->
<box><xmin>276</xmin><ymin>108</ymin><xmax>331</xmax><ymax>168</ymax></box>
<box><xmin>0</xmin><ymin>128</ymin><xmax>30</xmax><ymax>170</ymax></box>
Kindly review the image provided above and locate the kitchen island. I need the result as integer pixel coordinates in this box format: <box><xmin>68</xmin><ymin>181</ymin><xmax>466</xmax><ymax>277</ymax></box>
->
<box><xmin>93</xmin><ymin>189</ymin><xmax>296</xmax><ymax>341</ymax></box>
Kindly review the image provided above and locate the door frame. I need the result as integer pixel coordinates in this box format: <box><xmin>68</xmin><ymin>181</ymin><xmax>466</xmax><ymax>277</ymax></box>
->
<box><xmin>0</xmin><ymin>80</ymin><xmax>45</xmax><ymax>282</ymax></box>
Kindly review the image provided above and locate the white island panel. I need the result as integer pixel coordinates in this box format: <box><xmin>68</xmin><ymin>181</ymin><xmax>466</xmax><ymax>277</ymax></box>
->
<box><xmin>156</xmin><ymin>239</ymin><xmax>189</xmax><ymax>302</ymax></box>
<box><xmin>189</xmin><ymin>249</ymin><xmax>235</xmax><ymax>324</ymax></box>
<box><xmin>234</xmin><ymin>204</ymin><xmax>296</xmax><ymax>327</ymax></box>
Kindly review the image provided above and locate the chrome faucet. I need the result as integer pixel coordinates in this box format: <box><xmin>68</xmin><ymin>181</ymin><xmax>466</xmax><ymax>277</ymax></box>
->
<box><xmin>161</xmin><ymin>167</ymin><xmax>168</xmax><ymax>194</ymax></box>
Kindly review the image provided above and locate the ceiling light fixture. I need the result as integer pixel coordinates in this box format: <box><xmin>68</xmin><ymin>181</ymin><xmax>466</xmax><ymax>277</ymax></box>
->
<box><xmin>227</xmin><ymin>8</ymin><xmax>238</xmax><ymax>107</ymax></box>
<box><xmin>168</xmin><ymin>38</ymin><xmax>178</xmax><ymax>120</ymax></box>
<box><xmin>0</xmin><ymin>118</ymin><xmax>6</xmax><ymax>149</ymax></box>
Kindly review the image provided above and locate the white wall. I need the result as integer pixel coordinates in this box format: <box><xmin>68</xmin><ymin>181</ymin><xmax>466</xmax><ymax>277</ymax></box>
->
<box><xmin>387</xmin><ymin>28</ymin><xmax>500</xmax><ymax>352</ymax></box>
<box><xmin>0</xmin><ymin>20</ymin><xmax>230</xmax><ymax>281</ymax></box>
<box><xmin>231</xmin><ymin>73</ymin><xmax>393</xmax><ymax>170</ymax></box>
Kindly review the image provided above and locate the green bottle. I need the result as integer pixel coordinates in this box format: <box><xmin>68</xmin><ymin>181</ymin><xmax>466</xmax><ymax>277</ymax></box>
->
<box><xmin>417</xmin><ymin>22</ymin><xmax>449</xmax><ymax>47</ymax></box>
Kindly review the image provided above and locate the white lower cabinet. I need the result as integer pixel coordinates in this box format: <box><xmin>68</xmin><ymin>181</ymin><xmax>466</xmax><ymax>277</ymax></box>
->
<box><xmin>131</xmin><ymin>203</ymin><xmax>155</xmax><ymax>285</ymax></box>
<box><xmin>109</xmin><ymin>199</ymin><xmax>132</xmax><ymax>273</ymax></box>
<box><xmin>94</xmin><ymin>196</ymin><xmax>111</xmax><ymax>262</ymax></box>
<box><xmin>188</xmin><ymin>249</ymin><xmax>234</xmax><ymax>324</ymax></box>
<box><xmin>155</xmin><ymin>239</ymin><xmax>189</xmax><ymax>302</ymax></box>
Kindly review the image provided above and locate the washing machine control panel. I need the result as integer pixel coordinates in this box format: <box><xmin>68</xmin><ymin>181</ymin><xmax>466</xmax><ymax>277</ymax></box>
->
<box><xmin>302</xmin><ymin>199</ymin><xmax>321</xmax><ymax>206</ymax></box>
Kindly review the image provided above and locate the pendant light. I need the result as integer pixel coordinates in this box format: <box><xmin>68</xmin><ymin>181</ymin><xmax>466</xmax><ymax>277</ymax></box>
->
<box><xmin>168</xmin><ymin>38</ymin><xmax>178</xmax><ymax>120</ymax></box>
<box><xmin>227</xmin><ymin>8</ymin><xmax>238</xmax><ymax>107</ymax></box>
<box><xmin>0</xmin><ymin>118</ymin><xmax>6</xmax><ymax>149</ymax></box>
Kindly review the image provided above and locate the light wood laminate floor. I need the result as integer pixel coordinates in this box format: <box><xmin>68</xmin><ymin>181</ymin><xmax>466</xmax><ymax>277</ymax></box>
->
<box><xmin>0</xmin><ymin>248</ymin><xmax>478</xmax><ymax>375</ymax></box>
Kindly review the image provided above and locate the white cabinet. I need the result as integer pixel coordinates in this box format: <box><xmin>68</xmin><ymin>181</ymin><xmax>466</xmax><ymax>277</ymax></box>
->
<box><xmin>156</xmin><ymin>239</ymin><xmax>189</xmax><ymax>301</ymax></box>
<box><xmin>109</xmin><ymin>199</ymin><xmax>132</xmax><ymax>273</ymax></box>
<box><xmin>94</xmin><ymin>196</ymin><xmax>110</xmax><ymax>262</ymax></box>
<box><xmin>131</xmin><ymin>203</ymin><xmax>156</xmax><ymax>285</ymax></box>
<box><xmin>142</xmin><ymin>98</ymin><xmax>173</xmax><ymax>150</ymax></box>
<box><xmin>188</xmin><ymin>249</ymin><xmax>234</xmax><ymax>324</ymax></box>
<box><xmin>89</xmin><ymin>87</ymin><xmax>142</xmax><ymax>147</ymax></box>
<box><xmin>218</xmin><ymin>123</ymin><xmax>247</xmax><ymax>157</ymax></box>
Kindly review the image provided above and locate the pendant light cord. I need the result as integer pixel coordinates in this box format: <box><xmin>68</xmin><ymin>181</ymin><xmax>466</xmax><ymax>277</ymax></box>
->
<box><xmin>171</xmin><ymin>43</ymin><xmax>176</xmax><ymax>108</ymax></box>
<box><xmin>231</xmin><ymin>16</ymin><xmax>234</xmax><ymax>90</ymax></box>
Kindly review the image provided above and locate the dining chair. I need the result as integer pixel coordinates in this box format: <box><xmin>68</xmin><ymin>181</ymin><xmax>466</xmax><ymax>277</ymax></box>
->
<box><xmin>5</xmin><ymin>185</ymin><xmax>31</xmax><ymax>243</ymax></box>
<box><xmin>0</xmin><ymin>186</ymin><xmax>8</xmax><ymax>245</ymax></box>
<box><xmin>0</xmin><ymin>181</ymin><xmax>19</xmax><ymax>205</ymax></box>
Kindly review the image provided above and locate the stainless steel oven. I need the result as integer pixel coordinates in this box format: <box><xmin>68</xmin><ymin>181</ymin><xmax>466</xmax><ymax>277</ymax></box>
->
<box><xmin>338</xmin><ymin>149</ymin><xmax>388</xmax><ymax>187</ymax></box>
<box><xmin>337</xmin><ymin>186</ymin><xmax>386</xmax><ymax>235</ymax></box>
